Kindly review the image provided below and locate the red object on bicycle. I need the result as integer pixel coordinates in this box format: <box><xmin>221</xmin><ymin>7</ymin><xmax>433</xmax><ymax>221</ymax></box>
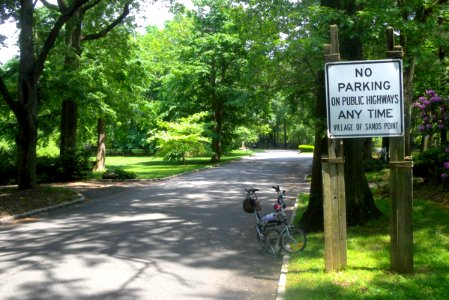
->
<box><xmin>274</xmin><ymin>203</ymin><xmax>281</xmax><ymax>212</ymax></box>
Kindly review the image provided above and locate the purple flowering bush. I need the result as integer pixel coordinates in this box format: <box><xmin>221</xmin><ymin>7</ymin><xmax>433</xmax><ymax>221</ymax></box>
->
<box><xmin>413</xmin><ymin>90</ymin><xmax>449</xmax><ymax>134</ymax></box>
<box><xmin>443</xmin><ymin>160</ymin><xmax>449</xmax><ymax>180</ymax></box>
<box><xmin>413</xmin><ymin>90</ymin><xmax>449</xmax><ymax>182</ymax></box>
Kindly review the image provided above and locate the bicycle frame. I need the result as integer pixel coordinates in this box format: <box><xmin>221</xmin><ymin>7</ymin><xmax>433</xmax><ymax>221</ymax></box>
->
<box><xmin>245</xmin><ymin>188</ymin><xmax>281</xmax><ymax>255</ymax></box>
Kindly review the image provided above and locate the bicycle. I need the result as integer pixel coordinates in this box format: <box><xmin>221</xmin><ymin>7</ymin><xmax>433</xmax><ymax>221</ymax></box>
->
<box><xmin>272</xmin><ymin>186</ymin><xmax>307</xmax><ymax>254</ymax></box>
<box><xmin>244</xmin><ymin>188</ymin><xmax>281</xmax><ymax>256</ymax></box>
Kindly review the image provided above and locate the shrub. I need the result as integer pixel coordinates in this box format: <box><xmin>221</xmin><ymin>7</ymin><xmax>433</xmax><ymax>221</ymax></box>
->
<box><xmin>298</xmin><ymin>145</ymin><xmax>314</xmax><ymax>153</ymax></box>
<box><xmin>102</xmin><ymin>168</ymin><xmax>136</xmax><ymax>179</ymax></box>
<box><xmin>37</xmin><ymin>151</ymin><xmax>92</xmax><ymax>182</ymax></box>
<box><xmin>59</xmin><ymin>151</ymin><xmax>92</xmax><ymax>180</ymax></box>
<box><xmin>0</xmin><ymin>148</ymin><xmax>16</xmax><ymax>185</ymax></box>
<box><xmin>363</xmin><ymin>158</ymin><xmax>387</xmax><ymax>172</ymax></box>
<box><xmin>164</xmin><ymin>150</ymin><xmax>184</xmax><ymax>164</ymax></box>
<box><xmin>149</xmin><ymin>112</ymin><xmax>211</xmax><ymax>164</ymax></box>
<box><xmin>413</xmin><ymin>147</ymin><xmax>448</xmax><ymax>182</ymax></box>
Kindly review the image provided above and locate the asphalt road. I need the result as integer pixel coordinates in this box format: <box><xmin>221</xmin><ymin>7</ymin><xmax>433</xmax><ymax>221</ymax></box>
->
<box><xmin>0</xmin><ymin>150</ymin><xmax>312</xmax><ymax>300</ymax></box>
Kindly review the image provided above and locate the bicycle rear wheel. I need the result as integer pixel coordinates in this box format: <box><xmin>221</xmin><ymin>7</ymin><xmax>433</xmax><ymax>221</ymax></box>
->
<box><xmin>261</xmin><ymin>228</ymin><xmax>281</xmax><ymax>255</ymax></box>
<box><xmin>281</xmin><ymin>227</ymin><xmax>307</xmax><ymax>253</ymax></box>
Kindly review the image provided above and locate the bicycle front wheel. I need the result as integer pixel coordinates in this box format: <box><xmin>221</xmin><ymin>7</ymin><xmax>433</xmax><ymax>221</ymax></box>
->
<box><xmin>281</xmin><ymin>227</ymin><xmax>307</xmax><ymax>253</ymax></box>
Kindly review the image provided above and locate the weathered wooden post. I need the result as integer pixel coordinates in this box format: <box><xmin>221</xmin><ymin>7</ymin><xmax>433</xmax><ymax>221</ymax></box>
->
<box><xmin>386</xmin><ymin>27</ymin><xmax>414</xmax><ymax>273</ymax></box>
<box><xmin>322</xmin><ymin>25</ymin><xmax>347</xmax><ymax>272</ymax></box>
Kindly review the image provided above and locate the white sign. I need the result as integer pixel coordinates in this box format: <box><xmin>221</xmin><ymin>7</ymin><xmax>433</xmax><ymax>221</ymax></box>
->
<box><xmin>325</xmin><ymin>59</ymin><xmax>404</xmax><ymax>138</ymax></box>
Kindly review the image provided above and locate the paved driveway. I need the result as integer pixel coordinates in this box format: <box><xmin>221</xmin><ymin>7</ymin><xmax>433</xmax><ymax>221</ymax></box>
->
<box><xmin>0</xmin><ymin>150</ymin><xmax>312</xmax><ymax>299</ymax></box>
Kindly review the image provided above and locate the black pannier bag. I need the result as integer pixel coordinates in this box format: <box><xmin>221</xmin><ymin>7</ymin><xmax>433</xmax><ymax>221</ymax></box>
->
<box><xmin>243</xmin><ymin>196</ymin><xmax>261</xmax><ymax>213</ymax></box>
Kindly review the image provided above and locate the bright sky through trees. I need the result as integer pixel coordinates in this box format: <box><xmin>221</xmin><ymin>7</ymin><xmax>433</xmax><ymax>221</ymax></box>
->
<box><xmin>0</xmin><ymin>0</ymin><xmax>193</xmax><ymax>64</ymax></box>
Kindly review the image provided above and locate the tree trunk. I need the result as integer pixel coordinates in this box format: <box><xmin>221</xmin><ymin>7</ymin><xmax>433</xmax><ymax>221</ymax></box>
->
<box><xmin>299</xmin><ymin>71</ymin><xmax>327</xmax><ymax>232</ymax></box>
<box><xmin>60</xmin><ymin>100</ymin><xmax>78</xmax><ymax>157</ymax></box>
<box><xmin>59</xmin><ymin>9</ymin><xmax>82</xmax><ymax>170</ymax></box>
<box><xmin>16</xmin><ymin>0</ymin><xmax>38</xmax><ymax>189</ymax></box>
<box><xmin>344</xmin><ymin>139</ymin><xmax>381</xmax><ymax>225</ymax></box>
<box><xmin>272</xmin><ymin>122</ymin><xmax>278</xmax><ymax>148</ymax></box>
<box><xmin>382</xmin><ymin>137</ymin><xmax>390</xmax><ymax>161</ymax></box>
<box><xmin>211</xmin><ymin>102</ymin><xmax>224</xmax><ymax>163</ymax></box>
<box><xmin>336</xmin><ymin>0</ymin><xmax>381</xmax><ymax>226</ymax></box>
<box><xmin>16</xmin><ymin>106</ymin><xmax>38</xmax><ymax>190</ymax></box>
<box><xmin>94</xmin><ymin>118</ymin><xmax>106</xmax><ymax>171</ymax></box>
<box><xmin>283</xmin><ymin>118</ymin><xmax>287</xmax><ymax>149</ymax></box>
<box><xmin>301</xmin><ymin>0</ymin><xmax>381</xmax><ymax>230</ymax></box>
<box><xmin>363</xmin><ymin>138</ymin><xmax>373</xmax><ymax>160</ymax></box>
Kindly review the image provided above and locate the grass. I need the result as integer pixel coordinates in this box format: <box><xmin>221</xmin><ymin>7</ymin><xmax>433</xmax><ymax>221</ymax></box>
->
<box><xmin>92</xmin><ymin>149</ymin><xmax>254</xmax><ymax>179</ymax></box>
<box><xmin>287</xmin><ymin>183</ymin><xmax>449</xmax><ymax>299</ymax></box>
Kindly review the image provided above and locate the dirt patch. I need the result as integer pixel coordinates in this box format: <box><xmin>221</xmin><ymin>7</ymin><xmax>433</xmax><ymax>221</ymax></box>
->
<box><xmin>414</xmin><ymin>182</ymin><xmax>449</xmax><ymax>208</ymax></box>
<box><xmin>0</xmin><ymin>186</ymin><xmax>79</xmax><ymax>218</ymax></box>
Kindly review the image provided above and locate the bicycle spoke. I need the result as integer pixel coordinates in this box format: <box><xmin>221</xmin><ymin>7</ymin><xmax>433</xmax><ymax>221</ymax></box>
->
<box><xmin>281</xmin><ymin>227</ymin><xmax>307</xmax><ymax>253</ymax></box>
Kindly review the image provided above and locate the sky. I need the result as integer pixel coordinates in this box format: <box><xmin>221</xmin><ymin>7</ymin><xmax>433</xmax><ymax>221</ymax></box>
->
<box><xmin>0</xmin><ymin>0</ymin><xmax>193</xmax><ymax>64</ymax></box>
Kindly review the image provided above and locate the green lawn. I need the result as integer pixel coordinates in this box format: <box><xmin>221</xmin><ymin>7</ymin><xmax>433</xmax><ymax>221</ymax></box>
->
<box><xmin>287</xmin><ymin>193</ymin><xmax>449</xmax><ymax>299</ymax></box>
<box><xmin>94</xmin><ymin>149</ymin><xmax>255</xmax><ymax>179</ymax></box>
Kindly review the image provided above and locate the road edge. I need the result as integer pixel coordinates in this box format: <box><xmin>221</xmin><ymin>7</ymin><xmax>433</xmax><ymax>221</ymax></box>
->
<box><xmin>275</xmin><ymin>199</ymin><xmax>299</xmax><ymax>300</ymax></box>
<box><xmin>0</xmin><ymin>193</ymin><xmax>86</xmax><ymax>225</ymax></box>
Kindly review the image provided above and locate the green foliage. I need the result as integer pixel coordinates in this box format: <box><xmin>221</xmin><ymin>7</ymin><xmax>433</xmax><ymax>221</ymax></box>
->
<box><xmin>149</xmin><ymin>112</ymin><xmax>211</xmax><ymax>164</ymax></box>
<box><xmin>414</xmin><ymin>147</ymin><xmax>449</xmax><ymax>182</ymax></box>
<box><xmin>36</xmin><ymin>151</ymin><xmax>92</xmax><ymax>183</ymax></box>
<box><xmin>0</xmin><ymin>147</ymin><xmax>16</xmax><ymax>185</ymax></box>
<box><xmin>363</xmin><ymin>158</ymin><xmax>387</xmax><ymax>172</ymax></box>
<box><xmin>143</xmin><ymin>1</ymin><xmax>268</xmax><ymax>160</ymax></box>
<box><xmin>102</xmin><ymin>168</ymin><xmax>136</xmax><ymax>180</ymax></box>
<box><xmin>298</xmin><ymin>145</ymin><xmax>314</xmax><ymax>153</ymax></box>
<box><xmin>162</xmin><ymin>150</ymin><xmax>185</xmax><ymax>164</ymax></box>
<box><xmin>3</xmin><ymin>0</ymin><xmax>449</xmax><ymax>188</ymax></box>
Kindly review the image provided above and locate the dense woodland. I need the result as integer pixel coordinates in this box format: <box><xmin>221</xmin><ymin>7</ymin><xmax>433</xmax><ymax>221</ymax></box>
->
<box><xmin>1</xmin><ymin>0</ymin><xmax>449</xmax><ymax>230</ymax></box>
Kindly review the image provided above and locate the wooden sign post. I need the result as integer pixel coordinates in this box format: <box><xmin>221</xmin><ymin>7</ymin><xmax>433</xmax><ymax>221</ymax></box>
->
<box><xmin>321</xmin><ymin>26</ymin><xmax>413</xmax><ymax>274</ymax></box>
<box><xmin>386</xmin><ymin>27</ymin><xmax>414</xmax><ymax>273</ymax></box>
<box><xmin>322</xmin><ymin>25</ymin><xmax>347</xmax><ymax>272</ymax></box>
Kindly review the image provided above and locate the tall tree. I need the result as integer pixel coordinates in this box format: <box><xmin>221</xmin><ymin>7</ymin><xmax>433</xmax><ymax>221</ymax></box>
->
<box><xmin>0</xmin><ymin>0</ymin><xmax>90</xmax><ymax>189</ymax></box>
<box><xmin>396</xmin><ymin>0</ymin><xmax>449</xmax><ymax>154</ymax></box>
<box><xmin>300</xmin><ymin>0</ymin><xmax>382</xmax><ymax>231</ymax></box>
<box><xmin>154</xmin><ymin>0</ymin><xmax>257</xmax><ymax>162</ymax></box>
<box><xmin>39</xmin><ymin>0</ymin><xmax>133</xmax><ymax>176</ymax></box>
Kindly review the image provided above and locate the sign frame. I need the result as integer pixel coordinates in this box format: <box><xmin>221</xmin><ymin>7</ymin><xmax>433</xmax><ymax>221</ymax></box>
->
<box><xmin>325</xmin><ymin>59</ymin><xmax>404</xmax><ymax>139</ymax></box>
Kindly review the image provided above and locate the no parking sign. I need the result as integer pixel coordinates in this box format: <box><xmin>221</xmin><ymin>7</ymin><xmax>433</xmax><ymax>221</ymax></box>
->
<box><xmin>325</xmin><ymin>59</ymin><xmax>404</xmax><ymax>138</ymax></box>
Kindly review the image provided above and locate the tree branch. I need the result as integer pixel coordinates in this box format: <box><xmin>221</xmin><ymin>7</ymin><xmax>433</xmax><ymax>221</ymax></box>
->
<box><xmin>81</xmin><ymin>0</ymin><xmax>102</xmax><ymax>13</ymax></box>
<box><xmin>57</xmin><ymin>0</ymin><xmax>69</xmax><ymax>12</ymax></box>
<box><xmin>40</xmin><ymin>0</ymin><xmax>59</xmax><ymax>11</ymax></box>
<box><xmin>82</xmin><ymin>0</ymin><xmax>131</xmax><ymax>41</ymax></box>
<box><xmin>416</xmin><ymin>0</ymin><xmax>449</xmax><ymax>22</ymax></box>
<box><xmin>0</xmin><ymin>75</ymin><xmax>18</xmax><ymax>114</ymax></box>
<box><xmin>35</xmin><ymin>0</ymin><xmax>90</xmax><ymax>78</ymax></box>
<box><xmin>304</xmin><ymin>58</ymin><xmax>318</xmax><ymax>86</ymax></box>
